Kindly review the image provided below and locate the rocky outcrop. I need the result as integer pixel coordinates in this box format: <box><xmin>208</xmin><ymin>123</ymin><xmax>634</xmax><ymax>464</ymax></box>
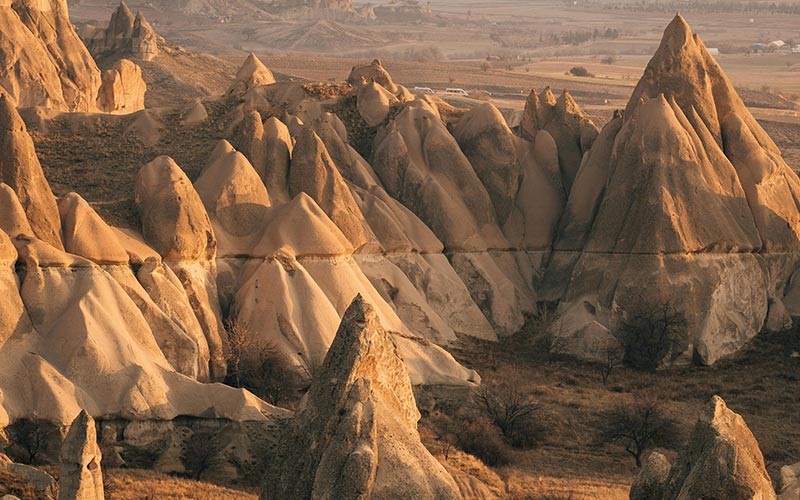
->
<box><xmin>96</xmin><ymin>59</ymin><xmax>147</xmax><ymax>114</ymax></box>
<box><xmin>547</xmin><ymin>14</ymin><xmax>800</xmax><ymax>365</ymax></box>
<box><xmin>230</xmin><ymin>54</ymin><xmax>276</xmax><ymax>94</ymax></box>
<box><xmin>518</xmin><ymin>87</ymin><xmax>599</xmax><ymax>193</ymax></box>
<box><xmin>0</xmin><ymin>0</ymin><xmax>101</xmax><ymax>111</ymax></box>
<box><xmin>58</xmin><ymin>411</ymin><xmax>103</xmax><ymax>500</ymax></box>
<box><xmin>135</xmin><ymin>156</ymin><xmax>227</xmax><ymax>380</ymax></box>
<box><xmin>660</xmin><ymin>396</ymin><xmax>775</xmax><ymax>500</ymax></box>
<box><xmin>630</xmin><ymin>452</ymin><xmax>670</xmax><ymax>500</ymax></box>
<box><xmin>289</xmin><ymin>127</ymin><xmax>376</xmax><ymax>249</ymax></box>
<box><xmin>0</xmin><ymin>96</ymin><xmax>63</xmax><ymax>250</ymax></box>
<box><xmin>347</xmin><ymin>59</ymin><xmax>398</xmax><ymax>93</ymax></box>
<box><xmin>231</xmin><ymin>112</ymin><xmax>292</xmax><ymax>203</ymax></box>
<box><xmin>87</xmin><ymin>2</ymin><xmax>160</xmax><ymax>62</ymax></box>
<box><xmin>261</xmin><ymin>295</ymin><xmax>461</xmax><ymax>500</ymax></box>
<box><xmin>779</xmin><ymin>462</ymin><xmax>800</xmax><ymax>499</ymax></box>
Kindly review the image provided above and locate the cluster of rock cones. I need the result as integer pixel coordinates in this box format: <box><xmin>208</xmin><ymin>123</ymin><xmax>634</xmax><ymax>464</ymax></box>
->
<box><xmin>1</xmin><ymin>0</ymin><xmax>800</xmax><ymax>496</ymax></box>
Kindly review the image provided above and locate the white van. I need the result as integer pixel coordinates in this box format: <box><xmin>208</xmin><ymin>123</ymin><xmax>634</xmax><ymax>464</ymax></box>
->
<box><xmin>413</xmin><ymin>86</ymin><xmax>436</xmax><ymax>94</ymax></box>
<box><xmin>445</xmin><ymin>88</ymin><xmax>469</xmax><ymax>97</ymax></box>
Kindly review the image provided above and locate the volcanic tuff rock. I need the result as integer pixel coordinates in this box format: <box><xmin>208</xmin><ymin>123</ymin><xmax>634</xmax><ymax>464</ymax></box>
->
<box><xmin>547</xmin><ymin>13</ymin><xmax>800</xmax><ymax>365</ymax></box>
<box><xmin>87</xmin><ymin>1</ymin><xmax>160</xmax><ymax>61</ymax></box>
<box><xmin>261</xmin><ymin>295</ymin><xmax>461</xmax><ymax>500</ymax></box>
<box><xmin>518</xmin><ymin>87</ymin><xmax>599</xmax><ymax>193</ymax></box>
<box><xmin>0</xmin><ymin>96</ymin><xmax>63</xmax><ymax>249</ymax></box>
<box><xmin>779</xmin><ymin>462</ymin><xmax>800</xmax><ymax>499</ymax></box>
<box><xmin>629</xmin><ymin>452</ymin><xmax>670</xmax><ymax>500</ymax></box>
<box><xmin>230</xmin><ymin>53</ymin><xmax>276</xmax><ymax>95</ymax></box>
<box><xmin>96</xmin><ymin>59</ymin><xmax>147</xmax><ymax>114</ymax></box>
<box><xmin>659</xmin><ymin>396</ymin><xmax>775</xmax><ymax>500</ymax></box>
<box><xmin>135</xmin><ymin>155</ymin><xmax>227</xmax><ymax>380</ymax></box>
<box><xmin>347</xmin><ymin>59</ymin><xmax>398</xmax><ymax>93</ymax></box>
<box><xmin>0</xmin><ymin>0</ymin><xmax>101</xmax><ymax>110</ymax></box>
<box><xmin>58</xmin><ymin>411</ymin><xmax>103</xmax><ymax>500</ymax></box>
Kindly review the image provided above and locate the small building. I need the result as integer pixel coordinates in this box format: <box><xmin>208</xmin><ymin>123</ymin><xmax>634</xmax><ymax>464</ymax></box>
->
<box><xmin>752</xmin><ymin>43</ymin><xmax>767</xmax><ymax>52</ymax></box>
<box><xmin>707</xmin><ymin>47</ymin><xmax>720</xmax><ymax>56</ymax></box>
<box><xmin>768</xmin><ymin>40</ymin><xmax>786</xmax><ymax>49</ymax></box>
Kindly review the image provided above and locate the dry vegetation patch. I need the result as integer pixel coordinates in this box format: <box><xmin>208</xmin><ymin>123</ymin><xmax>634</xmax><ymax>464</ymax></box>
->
<box><xmin>424</xmin><ymin>319</ymin><xmax>800</xmax><ymax>498</ymax></box>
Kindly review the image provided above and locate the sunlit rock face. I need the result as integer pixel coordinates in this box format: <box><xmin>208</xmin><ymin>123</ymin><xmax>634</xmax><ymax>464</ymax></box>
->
<box><xmin>659</xmin><ymin>396</ymin><xmax>776</xmax><ymax>500</ymax></box>
<box><xmin>543</xmin><ymin>14</ymin><xmax>800</xmax><ymax>365</ymax></box>
<box><xmin>261</xmin><ymin>296</ymin><xmax>462</xmax><ymax>500</ymax></box>
<box><xmin>0</xmin><ymin>0</ymin><xmax>101</xmax><ymax>110</ymax></box>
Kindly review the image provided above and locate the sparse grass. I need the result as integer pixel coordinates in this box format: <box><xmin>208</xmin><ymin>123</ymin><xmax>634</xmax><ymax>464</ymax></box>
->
<box><xmin>104</xmin><ymin>469</ymin><xmax>258</xmax><ymax>500</ymax></box>
<box><xmin>427</xmin><ymin>324</ymin><xmax>800</xmax><ymax>497</ymax></box>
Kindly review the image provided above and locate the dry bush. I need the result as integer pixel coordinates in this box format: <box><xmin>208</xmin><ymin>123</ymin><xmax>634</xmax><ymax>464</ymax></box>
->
<box><xmin>473</xmin><ymin>385</ymin><xmax>544</xmax><ymax>449</ymax></box>
<box><xmin>596</xmin><ymin>339</ymin><xmax>625</xmax><ymax>384</ymax></box>
<box><xmin>104</xmin><ymin>468</ymin><xmax>257</xmax><ymax>500</ymax></box>
<box><xmin>569</xmin><ymin>66</ymin><xmax>594</xmax><ymax>77</ymax></box>
<box><xmin>181</xmin><ymin>429</ymin><xmax>225</xmax><ymax>481</ymax></box>
<box><xmin>453</xmin><ymin>417</ymin><xmax>512</xmax><ymax>467</ymax></box>
<box><xmin>599</xmin><ymin>390</ymin><xmax>680</xmax><ymax>467</ymax></box>
<box><xmin>618</xmin><ymin>301</ymin><xmax>687</xmax><ymax>371</ymax></box>
<box><xmin>5</xmin><ymin>418</ymin><xmax>57</xmax><ymax>465</ymax></box>
<box><xmin>224</xmin><ymin>320</ymin><xmax>305</xmax><ymax>407</ymax></box>
<box><xmin>0</xmin><ymin>469</ymin><xmax>47</xmax><ymax>500</ymax></box>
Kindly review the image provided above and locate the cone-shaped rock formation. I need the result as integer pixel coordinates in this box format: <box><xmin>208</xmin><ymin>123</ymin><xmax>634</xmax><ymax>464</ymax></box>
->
<box><xmin>261</xmin><ymin>295</ymin><xmax>461</xmax><ymax>500</ymax></box>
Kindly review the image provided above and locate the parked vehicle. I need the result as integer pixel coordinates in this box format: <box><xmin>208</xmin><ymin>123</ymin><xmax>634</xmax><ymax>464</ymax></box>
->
<box><xmin>413</xmin><ymin>86</ymin><xmax>436</xmax><ymax>94</ymax></box>
<box><xmin>445</xmin><ymin>88</ymin><xmax>469</xmax><ymax>96</ymax></box>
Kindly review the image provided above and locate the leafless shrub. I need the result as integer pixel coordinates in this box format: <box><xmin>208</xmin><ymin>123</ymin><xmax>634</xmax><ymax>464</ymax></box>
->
<box><xmin>473</xmin><ymin>385</ymin><xmax>543</xmax><ymax>449</ymax></box>
<box><xmin>599</xmin><ymin>390</ymin><xmax>679</xmax><ymax>467</ymax></box>
<box><xmin>5</xmin><ymin>419</ymin><xmax>56</xmax><ymax>465</ymax></box>
<box><xmin>224</xmin><ymin>320</ymin><xmax>305</xmax><ymax>407</ymax></box>
<box><xmin>181</xmin><ymin>429</ymin><xmax>225</xmax><ymax>480</ymax></box>
<box><xmin>597</xmin><ymin>338</ymin><xmax>625</xmax><ymax>385</ymax></box>
<box><xmin>618</xmin><ymin>301</ymin><xmax>688</xmax><ymax>371</ymax></box>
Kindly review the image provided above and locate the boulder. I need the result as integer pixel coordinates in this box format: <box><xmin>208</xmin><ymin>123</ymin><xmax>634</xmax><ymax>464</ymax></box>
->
<box><xmin>630</xmin><ymin>452</ymin><xmax>670</xmax><ymax>500</ymax></box>
<box><xmin>261</xmin><ymin>295</ymin><xmax>461</xmax><ymax>500</ymax></box>
<box><xmin>96</xmin><ymin>59</ymin><xmax>146</xmax><ymax>114</ymax></box>
<box><xmin>779</xmin><ymin>462</ymin><xmax>800</xmax><ymax>499</ymax></box>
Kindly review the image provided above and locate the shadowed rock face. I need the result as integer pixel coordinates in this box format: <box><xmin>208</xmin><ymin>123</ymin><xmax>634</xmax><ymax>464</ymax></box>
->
<box><xmin>630</xmin><ymin>452</ymin><xmax>670</xmax><ymax>500</ymax></box>
<box><xmin>658</xmin><ymin>396</ymin><xmax>775</xmax><ymax>500</ymax></box>
<box><xmin>261</xmin><ymin>295</ymin><xmax>462</xmax><ymax>500</ymax></box>
<box><xmin>87</xmin><ymin>2</ymin><xmax>160</xmax><ymax>62</ymax></box>
<box><xmin>58</xmin><ymin>411</ymin><xmax>104</xmax><ymax>500</ymax></box>
<box><xmin>0</xmin><ymin>0</ymin><xmax>101</xmax><ymax>110</ymax></box>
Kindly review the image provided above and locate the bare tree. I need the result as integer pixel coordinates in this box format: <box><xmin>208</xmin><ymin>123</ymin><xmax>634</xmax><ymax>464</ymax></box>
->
<box><xmin>597</xmin><ymin>338</ymin><xmax>624</xmax><ymax>385</ymax></box>
<box><xmin>224</xmin><ymin>320</ymin><xmax>305</xmax><ymax>407</ymax></box>
<box><xmin>7</xmin><ymin>419</ymin><xmax>55</xmax><ymax>464</ymax></box>
<box><xmin>618</xmin><ymin>301</ymin><xmax>688</xmax><ymax>371</ymax></box>
<box><xmin>245</xmin><ymin>343</ymin><xmax>305</xmax><ymax>407</ymax></box>
<box><xmin>529</xmin><ymin>303</ymin><xmax>566</xmax><ymax>363</ymax></box>
<box><xmin>600</xmin><ymin>391</ymin><xmax>679</xmax><ymax>467</ymax></box>
<box><xmin>182</xmin><ymin>428</ymin><xmax>225</xmax><ymax>480</ymax></box>
<box><xmin>224</xmin><ymin>319</ymin><xmax>252</xmax><ymax>388</ymax></box>
<box><xmin>473</xmin><ymin>385</ymin><xmax>540</xmax><ymax>447</ymax></box>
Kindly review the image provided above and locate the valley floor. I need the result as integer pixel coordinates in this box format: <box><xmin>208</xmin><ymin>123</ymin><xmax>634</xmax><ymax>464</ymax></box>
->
<box><xmin>419</xmin><ymin>321</ymin><xmax>800</xmax><ymax>499</ymax></box>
